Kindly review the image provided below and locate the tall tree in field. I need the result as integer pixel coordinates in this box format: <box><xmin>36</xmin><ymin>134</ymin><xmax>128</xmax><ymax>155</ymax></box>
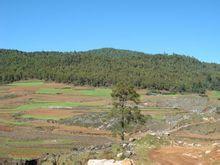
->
<box><xmin>111</xmin><ymin>83</ymin><xmax>144</xmax><ymax>141</ymax></box>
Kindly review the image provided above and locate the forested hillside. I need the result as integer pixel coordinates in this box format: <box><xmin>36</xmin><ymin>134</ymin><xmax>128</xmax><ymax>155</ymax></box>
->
<box><xmin>0</xmin><ymin>48</ymin><xmax>220</xmax><ymax>93</ymax></box>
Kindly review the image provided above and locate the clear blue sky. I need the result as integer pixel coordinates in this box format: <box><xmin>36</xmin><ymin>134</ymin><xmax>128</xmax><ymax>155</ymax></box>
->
<box><xmin>0</xmin><ymin>0</ymin><xmax>220</xmax><ymax>63</ymax></box>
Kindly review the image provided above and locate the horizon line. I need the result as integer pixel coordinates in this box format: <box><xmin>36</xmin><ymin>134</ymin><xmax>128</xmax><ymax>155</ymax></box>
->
<box><xmin>0</xmin><ymin>47</ymin><xmax>219</xmax><ymax>64</ymax></box>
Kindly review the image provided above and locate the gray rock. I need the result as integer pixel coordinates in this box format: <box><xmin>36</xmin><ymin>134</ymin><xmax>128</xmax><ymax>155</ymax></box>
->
<box><xmin>124</xmin><ymin>151</ymin><xmax>133</xmax><ymax>158</ymax></box>
<box><xmin>117</xmin><ymin>152</ymin><xmax>123</xmax><ymax>158</ymax></box>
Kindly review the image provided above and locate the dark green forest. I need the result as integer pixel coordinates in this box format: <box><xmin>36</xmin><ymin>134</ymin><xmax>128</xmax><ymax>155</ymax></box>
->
<box><xmin>0</xmin><ymin>48</ymin><xmax>220</xmax><ymax>93</ymax></box>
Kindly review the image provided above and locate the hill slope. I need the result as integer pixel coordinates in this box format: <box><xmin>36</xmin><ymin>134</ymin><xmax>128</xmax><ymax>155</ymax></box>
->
<box><xmin>0</xmin><ymin>48</ymin><xmax>220</xmax><ymax>93</ymax></box>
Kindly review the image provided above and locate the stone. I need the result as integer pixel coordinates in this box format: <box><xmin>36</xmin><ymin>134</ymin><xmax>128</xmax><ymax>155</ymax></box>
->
<box><xmin>164</xmin><ymin>132</ymin><xmax>170</xmax><ymax>136</ymax></box>
<box><xmin>106</xmin><ymin>142</ymin><xmax>112</xmax><ymax>148</ymax></box>
<box><xmin>124</xmin><ymin>151</ymin><xmax>132</xmax><ymax>158</ymax></box>
<box><xmin>205</xmin><ymin>150</ymin><xmax>211</xmax><ymax>154</ymax></box>
<box><xmin>122</xmin><ymin>143</ymin><xmax>128</xmax><ymax>148</ymax></box>
<box><xmin>117</xmin><ymin>153</ymin><xmax>123</xmax><ymax>158</ymax></box>
<box><xmin>90</xmin><ymin>145</ymin><xmax>95</xmax><ymax>150</ymax></box>
<box><xmin>149</xmin><ymin>132</ymin><xmax>156</xmax><ymax>136</ymax></box>
<box><xmin>212</xmin><ymin>143</ymin><xmax>220</xmax><ymax>147</ymax></box>
<box><xmin>127</xmin><ymin>143</ymin><xmax>134</xmax><ymax>148</ymax></box>
<box><xmin>128</xmin><ymin>138</ymin><xmax>136</xmax><ymax>142</ymax></box>
<box><xmin>196</xmin><ymin>144</ymin><xmax>202</xmax><ymax>147</ymax></box>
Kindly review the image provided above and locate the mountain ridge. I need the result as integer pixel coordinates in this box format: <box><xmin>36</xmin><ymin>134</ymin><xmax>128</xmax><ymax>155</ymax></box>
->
<box><xmin>0</xmin><ymin>48</ymin><xmax>219</xmax><ymax>93</ymax></box>
<box><xmin>0</xmin><ymin>47</ymin><xmax>216</xmax><ymax>64</ymax></box>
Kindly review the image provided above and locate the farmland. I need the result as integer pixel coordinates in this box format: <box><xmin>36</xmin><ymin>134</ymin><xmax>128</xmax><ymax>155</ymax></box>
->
<box><xmin>0</xmin><ymin>80</ymin><xmax>113</xmax><ymax>160</ymax></box>
<box><xmin>0</xmin><ymin>80</ymin><xmax>219</xmax><ymax>164</ymax></box>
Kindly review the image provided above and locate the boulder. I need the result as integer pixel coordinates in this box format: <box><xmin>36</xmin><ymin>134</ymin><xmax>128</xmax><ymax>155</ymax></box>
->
<box><xmin>117</xmin><ymin>153</ymin><xmax>123</xmax><ymax>158</ymax></box>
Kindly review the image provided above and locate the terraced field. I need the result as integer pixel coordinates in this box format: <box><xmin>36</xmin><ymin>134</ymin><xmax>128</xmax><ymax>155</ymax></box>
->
<box><xmin>0</xmin><ymin>80</ymin><xmax>113</xmax><ymax>160</ymax></box>
<box><xmin>0</xmin><ymin>80</ymin><xmax>219</xmax><ymax>164</ymax></box>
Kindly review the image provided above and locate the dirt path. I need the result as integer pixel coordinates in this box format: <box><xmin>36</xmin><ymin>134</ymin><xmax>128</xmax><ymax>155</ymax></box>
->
<box><xmin>149</xmin><ymin>146</ymin><xmax>220</xmax><ymax>165</ymax></box>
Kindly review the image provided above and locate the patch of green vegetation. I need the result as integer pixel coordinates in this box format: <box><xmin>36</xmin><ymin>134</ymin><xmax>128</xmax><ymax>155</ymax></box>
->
<box><xmin>9</xmin><ymin>121</ymin><xmax>30</xmax><ymax>126</ymax></box>
<box><xmin>15</xmin><ymin>103</ymin><xmax>44</xmax><ymax>111</ymax></box>
<box><xmin>111</xmin><ymin>144</ymin><xmax>123</xmax><ymax>158</ymax></box>
<box><xmin>150</xmin><ymin>114</ymin><xmax>165</xmax><ymax>121</ymax></box>
<box><xmin>0</xmin><ymin>151</ymin><xmax>7</xmax><ymax>158</ymax></box>
<box><xmin>79</xmin><ymin>88</ymin><xmax>112</xmax><ymax>97</ymax></box>
<box><xmin>9</xmin><ymin>80</ymin><xmax>44</xmax><ymax>87</ymax></box>
<box><xmin>36</xmin><ymin>87</ymin><xmax>112</xmax><ymax>96</ymax></box>
<box><xmin>36</xmin><ymin>88</ymin><xmax>60</xmax><ymax>94</ymax></box>
<box><xmin>15</xmin><ymin>101</ymin><xmax>85</xmax><ymax>111</ymax></box>
<box><xmin>211</xmin><ymin>91</ymin><xmax>220</xmax><ymax>99</ymax></box>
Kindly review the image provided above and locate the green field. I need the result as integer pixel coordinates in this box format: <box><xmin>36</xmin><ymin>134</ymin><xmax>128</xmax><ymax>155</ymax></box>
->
<box><xmin>36</xmin><ymin>87</ymin><xmax>112</xmax><ymax>97</ymax></box>
<box><xmin>9</xmin><ymin>80</ymin><xmax>44</xmax><ymax>87</ymax></box>
<box><xmin>15</xmin><ymin>101</ymin><xmax>85</xmax><ymax>111</ymax></box>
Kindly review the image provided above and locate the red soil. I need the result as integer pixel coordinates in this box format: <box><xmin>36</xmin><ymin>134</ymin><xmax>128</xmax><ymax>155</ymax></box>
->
<box><xmin>149</xmin><ymin>146</ymin><xmax>220</xmax><ymax>165</ymax></box>
<box><xmin>0</xmin><ymin>125</ymin><xmax>13</xmax><ymax>132</ymax></box>
<box><xmin>24</xmin><ymin>109</ymin><xmax>79</xmax><ymax>119</ymax></box>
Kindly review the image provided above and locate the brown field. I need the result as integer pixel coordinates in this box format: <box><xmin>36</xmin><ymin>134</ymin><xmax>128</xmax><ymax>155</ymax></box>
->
<box><xmin>0</xmin><ymin>125</ymin><xmax>13</xmax><ymax>132</ymax></box>
<box><xmin>149</xmin><ymin>146</ymin><xmax>220</xmax><ymax>165</ymax></box>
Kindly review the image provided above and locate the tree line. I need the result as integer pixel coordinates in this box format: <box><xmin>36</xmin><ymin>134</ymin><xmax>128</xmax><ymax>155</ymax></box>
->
<box><xmin>0</xmin><ymin>48</ymin><xmax>220</xmax><ymax>93</ymax></box>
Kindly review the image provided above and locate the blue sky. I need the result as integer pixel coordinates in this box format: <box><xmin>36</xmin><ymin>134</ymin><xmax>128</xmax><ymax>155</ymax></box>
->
<box><xmin>0</xmin><ymin>0</ymin><xmax>220</xmax><ymax>63</ymax></box>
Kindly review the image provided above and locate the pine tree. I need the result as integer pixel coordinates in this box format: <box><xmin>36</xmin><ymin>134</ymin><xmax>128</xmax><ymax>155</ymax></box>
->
<box><xmin>111</xmin><ymin>83</ymin><xmax>144</xmax><ymax>141</ymax></box>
